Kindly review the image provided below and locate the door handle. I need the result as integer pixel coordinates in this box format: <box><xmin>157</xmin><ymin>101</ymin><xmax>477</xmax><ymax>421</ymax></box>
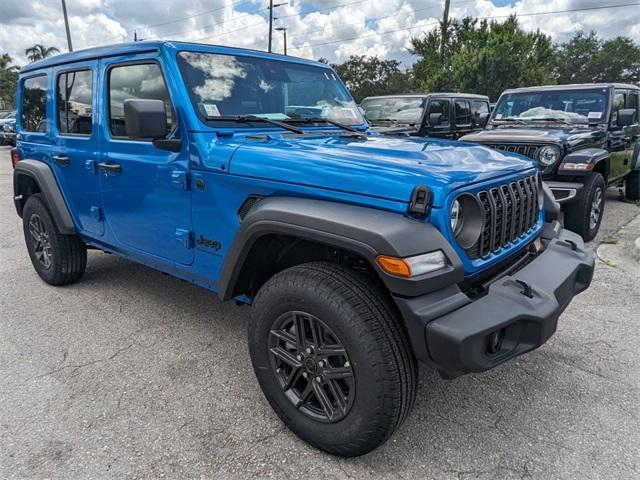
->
<box><xmin>52</xmin><ymin>155</ymin><xmax>70</xmax><ymax>166</ymax></box>
<box><xmin>97</xmin><ymin>162</ymin><xmax>122</xmax><ymax>174</ymax></box>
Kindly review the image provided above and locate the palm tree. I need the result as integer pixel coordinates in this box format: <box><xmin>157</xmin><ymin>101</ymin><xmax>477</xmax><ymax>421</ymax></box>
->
<box><xmin>0</xmin><ymin>53</ymin><xmax>19</xmax><ymax>109</ymax></box>
<box><xmin>0</xmin><ymin>53</ymin><xmax>18</xmax><ymax>71</ymax></box>
<box><xmin>24</xmin><ymin>44</ymin><xmax>60</xmax><ymax>63</ymax></box>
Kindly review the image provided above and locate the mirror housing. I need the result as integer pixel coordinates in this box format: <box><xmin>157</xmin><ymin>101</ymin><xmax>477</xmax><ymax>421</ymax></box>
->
<box><xmin>429</xmin><ymin>112</ymin><xmax>443</xmax><ymax>126</ymax></box>
<box><xmin>478</xmin><ymin>112</ymin><xmax>490</xmax><ymax>127</ymax></box>
<box><xmin>617</xmin><ymin>108</ymin><xmax>636</xmax><ymax>127</ymax></box>
<box><xmin>124</xmin><ymin>99</ymin><xmax>168</xmax><ymax>139</ymax></box>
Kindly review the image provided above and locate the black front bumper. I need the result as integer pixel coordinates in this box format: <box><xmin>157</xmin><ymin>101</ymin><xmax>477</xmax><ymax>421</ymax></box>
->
<box><xmin>394</xmin><ymin>223</ymin><xmax>595</xmax><ymax>378</ymax></box>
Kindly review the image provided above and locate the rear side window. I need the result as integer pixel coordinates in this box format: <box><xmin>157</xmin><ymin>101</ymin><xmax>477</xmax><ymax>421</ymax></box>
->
<box><xmin>108</xmin><ymin>63</ymin><xmax>174</xmax><ymax>138</ymax></box>
<box><xmin>57</xmin><ymin>70</ymin><xmax>93</xmax><ymax>135</ymax></box>
<box><xmin>21</xmin><ymin>75</ymin><xmax>48</xmax><ymax>132</ymax></box>
<box><xmin>612</xmin><ymin>90</ymin><xmax>626</xmax><ymax>125</ymax></box>
<box><xmin>455</xmin><ymin>100</ymin><xmax>471</xmax><ymax>126</ymax></box>
<box><xmin>428</xmin><ymin>99</ymin><xmax>450</xmax><ymax>126</ymax></box>
<box><xmin>628</xmin><ymin>91</ymin><xmax>638</xmax><ymax>111</ymax></box>
<box><xmin>471</xmin><ymin>100</ymin><xmax>489</xmax><ymax>125</ymax></box>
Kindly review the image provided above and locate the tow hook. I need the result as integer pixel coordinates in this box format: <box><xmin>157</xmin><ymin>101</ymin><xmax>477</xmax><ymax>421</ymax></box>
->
<box><xmin>514</xmin><ymin>279</ymin><xmax>534</xmax><ymax>298</ymax></box>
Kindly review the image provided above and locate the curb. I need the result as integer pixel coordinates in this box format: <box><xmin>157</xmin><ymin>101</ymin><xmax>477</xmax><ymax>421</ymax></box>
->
<box><xmin>634</xmin><ymin>236</ymin><xmax>640</xmax><ymax>261</ymax></box>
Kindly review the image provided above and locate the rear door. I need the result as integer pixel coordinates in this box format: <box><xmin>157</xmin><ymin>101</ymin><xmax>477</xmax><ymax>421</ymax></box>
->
<box><xmin>453</xmin><ymin>99</ymin><xmax>473</xmax><ymax>138</ymax></box>
<box><xmin>51</xmin><ymin>61</ymin><xmax>103</xmax><ymax>236</ymax></box>
<box><xmin>98</xmin><ymin>55</ymin><xmax>193</xmax><ymax>265</ymax></box>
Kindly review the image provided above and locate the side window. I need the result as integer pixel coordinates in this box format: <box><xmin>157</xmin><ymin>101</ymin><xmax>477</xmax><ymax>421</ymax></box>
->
<box><xmin>627</xmin><ymin>91</ymin><xmax>638</xmax><ymax>122</ymax></box>
<box><xmin>21</xmin><ymin>75</ymin><xmax>48</xmax><ymax>133</ymax></box>
<box><xmin>455</xmin><ymin>100</ymin><xmax>471</xmax><ymax>126</ymax></box>
<box><xmin>428</xmin><ymin>99</ymin><xmax>450</xmax><ymax>126</ymax></box>
<box><xmin>57</xmin><ymin>70</ymin><xmax>93</xmax><ymax>135</ymax></box>
<box><xmin>612</xmin><ymin>90</ymin><xmax>625</xmax><ymax>125</ymax></box>
<box><xmin>108</xmin><ymin>63</ymin><xmax>174</xmax><ymax>138</ymax></box>
<box><xmin>470</xmin><ymin>100</ymin><xmax>489</xmax><ymax>126</ymax></box>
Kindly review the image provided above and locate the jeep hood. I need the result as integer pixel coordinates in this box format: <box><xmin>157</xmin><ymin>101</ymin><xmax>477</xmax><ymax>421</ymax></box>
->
<box><xmin>462</xmin><ymin>125</ymin><xmax>591</xmax><ymax>145</ymax></box>
<box><xmin>228</xmin><ymin>134</ymin><xmax>536</xmax><ymax>207</ymax></box>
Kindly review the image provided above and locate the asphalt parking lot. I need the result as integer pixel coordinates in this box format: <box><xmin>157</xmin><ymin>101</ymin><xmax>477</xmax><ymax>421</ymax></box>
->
<box><xmin>1</xmin><ymin>145</ymin><xmax>638</xmax><ymax>479</ymax></box>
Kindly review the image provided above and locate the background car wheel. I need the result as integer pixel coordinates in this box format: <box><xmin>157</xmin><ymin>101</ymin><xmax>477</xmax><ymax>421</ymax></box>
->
<box><xmin>248</xmin><ymin>261</ymin><xmax>417</xmax><ymax>457</ymax></box>
<box><xmin>22</xmin><ymin>193</ymin><xmax>87</xmax><ymax>286</ymax></box>
<box><xmin>564</xmin><ymin>173</ymin><xmax>605</xmax><ymax>242</ymax></box>
<box><xmin>625</xmin><ymin>170</ymin><xmax>640</xmax><ymax>201</ymax></box>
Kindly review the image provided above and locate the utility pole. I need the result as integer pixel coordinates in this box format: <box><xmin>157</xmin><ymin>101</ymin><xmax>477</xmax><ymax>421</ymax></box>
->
<box><xmin>267</xmin><ymin>1</ymin><xmax>288</xmax><ymax>53</ymax></box>
<box><xmin>440</xmin><ymin>0</ymin><xmax>450</xmax><ymax>58</ymax></box>
<box><xmin>61</xmin><ymin>0</ymin><xmax>73</xmax><ymax>52</ymax></box>
<box><xmin>275</xmin><ymin>27</ymin><xmax>287</xmax><ymax>55</ymax></box>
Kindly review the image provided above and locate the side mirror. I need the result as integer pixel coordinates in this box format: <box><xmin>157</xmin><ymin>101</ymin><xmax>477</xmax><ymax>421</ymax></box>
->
<box><xmin>429</xmin><ymin>112</ymin><xmax>443</xmax><ymax>126</ymax></box>
<box><xmin>478</xmin><ymin>112</ymin><xmax>490</xmax><ymax>127</ymax></box>
<box><xmin>617</xmin><ymin>108</ymin><xmax>636</xmax><ymax>127</ymax></box>
<box><xmin>124</xmin><ymin>99</ymin><xmax>168</xmax><ymax>139</ymax></box>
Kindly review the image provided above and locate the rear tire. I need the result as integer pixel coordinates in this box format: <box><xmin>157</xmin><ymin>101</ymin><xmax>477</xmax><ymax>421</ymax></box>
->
<box><xmin>626</xmin><ymin>170</ymin><xmax>640</xmax><ymax>201</ymax></box>
<box><xmin>22</xmin><ymin>193</ymin><xmax>87</xmax><ymax>286</ymax></box>
<box><xmin>564</xmin><ymin>173</ymin><xmax>605</xmax><ymax>242</ymax></box>
<box><xmin>248</xmin><ymin>261</ymin><xmax>417</xmax><ymax>457</ymax></box>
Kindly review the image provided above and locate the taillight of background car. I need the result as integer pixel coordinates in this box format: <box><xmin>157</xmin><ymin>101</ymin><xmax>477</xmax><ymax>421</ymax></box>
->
<box><xmin>10</xmin><ymin>148</ymin><xmax>20</xmax><ymax>168</ymax></box>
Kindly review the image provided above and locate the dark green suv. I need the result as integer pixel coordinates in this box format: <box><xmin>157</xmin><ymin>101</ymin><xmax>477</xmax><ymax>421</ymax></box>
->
<box><xmin>462</xmin><ymin>83</ymin><xmax>640</xmax><ymax>241</ymax></box>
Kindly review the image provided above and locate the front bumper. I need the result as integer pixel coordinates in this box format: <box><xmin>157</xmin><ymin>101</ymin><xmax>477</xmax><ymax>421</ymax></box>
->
<box><xmin>394</xmin><ymin>223</ymin><xmax>594</xmax><ymax>378</ymax></box>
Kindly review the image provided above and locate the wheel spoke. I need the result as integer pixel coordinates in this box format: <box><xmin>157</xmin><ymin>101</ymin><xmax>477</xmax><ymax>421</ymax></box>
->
<box><xmin>327</xmin><ymin>379</ymin><xmax>348</xmax><ymax>415</ymax></box>
<box><xmin>292</xmin><ymin>313</ymin><xmax>306</xmax><ymax>350</ymax></box>
<box><xmin>318</xmin><ymin>344</ymin><xmax>347</xmax><ymax>357</ymax></box>
<box><xmin>29</xmin><ymin>222</ymin><xmax>41</xmax><ymax>242</ymax></box>
<box><xmin>283</xmin><ymin>366</ymin><xmax>303</xmax><ymax>389</ymax></box>
<box><xmin>269</xmin><ymin>346</ymin><xmax>302</xmax><ymax>369</ymax></box>
<box><xmin>324</xmin><ymin>366</ymin><xmax>353</xmax><ymax>380</ymax></box>
<box><xmin>308</xmin><ymin>315</ymin><xmax>324</xmax><ymax>348</ymax></box>
<box><xmin>269</xmin><ymin>328</ymin><xmax>297</xmax><ymax>347</ymax></box>
<box><xmin>294</xmin><ymin>380</ymin><xmax>314</xmax><ymax>408</ymax></box>
<box><xmin>313</xmin><ymin>382</ymin><xmax>336</xmax><ymax>420</ymax></box>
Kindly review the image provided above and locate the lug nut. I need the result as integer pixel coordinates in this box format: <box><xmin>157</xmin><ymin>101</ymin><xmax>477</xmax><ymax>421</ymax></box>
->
<box><xmin>315</xmin><ymin>375</ymin><xmax>323</xmax><ymax>383</ymax></box>
<box><xmin>302</xmin><ymin>372</ymin><xmax>308</xmax><ymax>379</ymax></box>
<box><xmin>344</xmin><ymin>361</ymin><xmax>350</xmax><ymax>368</ymax></box>
<box><xmin>296</xmin><ymin>354</ymin><xmax>304</xmax><ymax>361</ymax></box>
<box><xmin>305</xmin><ymin>347</ymin><xmax>313</xmax><ymax>355</ymax></box>
<box><xmin>317</xmin><ymin>360</ymin><xmax>326</xmax><ymax>368</ymax></box>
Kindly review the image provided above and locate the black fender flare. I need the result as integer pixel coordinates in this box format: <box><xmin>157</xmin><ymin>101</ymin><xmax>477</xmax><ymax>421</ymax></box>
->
<box><xmin>218</xmin><ymin>197</ymin><xmax>464</xmax><ymax>300</ymax></box>
<box><xmin>541</xmin><ymin>181</ymin><xmax>560</xmax><ymax>222</ymax></box>
<box><xmin>557</xmin><ymin>148</ymin><xmax>609</xmax><ymax>177</ymax></box>
<box><xmin>13</xmin><ymin>159</ymin><xmax>76</xmax><ymax>234</ymax></box>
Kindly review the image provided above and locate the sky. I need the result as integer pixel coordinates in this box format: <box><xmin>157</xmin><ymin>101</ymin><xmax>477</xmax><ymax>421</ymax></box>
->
<box><xmin>1</xmin><ymin>0</ymin><xmax>639</xmax><ymax>67</ymax></box>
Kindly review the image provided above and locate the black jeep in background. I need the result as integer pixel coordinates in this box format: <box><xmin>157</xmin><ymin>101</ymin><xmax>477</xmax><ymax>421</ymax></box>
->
<box><xmin>462</xmin><ymin>84</ymin><xmax>640</xmax><ymax>241</ymax></box>
<box><xmin>361</xmin><ymin>93</ymin><xmax>490</xmax><ymax>139</ymax></box>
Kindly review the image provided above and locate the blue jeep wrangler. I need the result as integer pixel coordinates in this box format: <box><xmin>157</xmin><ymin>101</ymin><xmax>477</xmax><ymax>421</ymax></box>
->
<box><xmin>13</xmin><ymin>41</ymin><xmax>594</xmax><ymax>457</ymax></box>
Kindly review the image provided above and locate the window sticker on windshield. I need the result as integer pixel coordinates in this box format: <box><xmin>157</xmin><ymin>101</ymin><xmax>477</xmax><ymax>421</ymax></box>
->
<box><xmin>495</xmin><ymin>113</ymin><xmax>503</xmax><ymax>119</ymax></box>
<box><xmin>588</xmin><ymin>111</ymin><xmax>602</xmax><ymax>119</ymax></box>
<box><xmin>202</xmin><ymin>103</ymin><xmax>221</xmax><ymax>117</ymax></box>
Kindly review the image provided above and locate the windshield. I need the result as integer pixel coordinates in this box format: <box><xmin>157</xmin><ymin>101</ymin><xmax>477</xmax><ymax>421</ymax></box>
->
<box><xmin>177</xmin><ymin>51</ymin><xmax>364</xmax><ymax>126</ymax></box>
<box><xmin>492</xmin><ymin>88</ymin><xmax>609</xmax><ymax>124</ymax></box>
<box><xmin>360</xmin><ymin>97</ymin><xmax>425</xmax><ymax>124</ymax></box>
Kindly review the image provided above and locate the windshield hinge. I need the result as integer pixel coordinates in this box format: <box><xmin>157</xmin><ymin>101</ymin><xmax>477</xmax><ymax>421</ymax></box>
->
<box><xmin>409</xmin><ymin>185</ymin><xmax>432</xmax><ymax>217</ymax></box>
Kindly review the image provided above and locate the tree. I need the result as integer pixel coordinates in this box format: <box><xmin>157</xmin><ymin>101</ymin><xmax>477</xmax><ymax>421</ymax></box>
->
<box><xmin>555</xmin><ymin>31</ymin><xmax>640</xmax><ymax>84</ymax></box>
<box><xmin>24</xmin><ymin>44</ymin><xmax>60</xmax><ymax>63</ymax></box>
<box><xmin>0</xmin><ymin>53</ymin><xmax>19</xmax><ymax>109</ymax></box>
<box><xmin>328</xmin><ymin>55</ymin><xmax>412</xmax><ymax>102</ymax></box>
<box><xmin>410</xmin><ymin>16</ymin><xmax>555</xmax><ymax>100</ymax></box>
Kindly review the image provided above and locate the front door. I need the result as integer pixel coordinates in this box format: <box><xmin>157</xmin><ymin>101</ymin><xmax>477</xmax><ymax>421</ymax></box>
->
<box><xmin>423</xmin><ymin>98</ymin><xmax>453</xmax><ymax>138</ymax></box>
<box><xmin>609</xmin><ymin>89</ymin><xmax>640</xmax><ymax>181</ymax></box>
<box><xmin>51</xmin><ymin>61</ymin><xmax>104</xmax><ymax>236</ymax></box>
<box><xmin>98</xmin><ymin>57</ymin><xmax>193</xmax><ymax>265</ymax></box>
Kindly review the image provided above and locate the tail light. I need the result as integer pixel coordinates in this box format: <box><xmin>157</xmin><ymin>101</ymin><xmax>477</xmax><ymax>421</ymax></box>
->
<box><xmin>10</xmin><ymin>149</ymin><xmax>20</xmax><ymax>168</ymax></box>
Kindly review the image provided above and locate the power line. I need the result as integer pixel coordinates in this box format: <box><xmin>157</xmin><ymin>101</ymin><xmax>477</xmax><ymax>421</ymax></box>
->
<box><xmin>95</xmin><ymin>0</ymin><xmax>255</xmax><ymax>44</ymax></box>
<box><xmin>189</xmin><ymin>0</ymin><xmax>372</xmax><ymax>43</ymax></box>
<box><xmin>289</xmin><ymin>1</ymin><xmax>640</xmax><ymax>52</ymax></box>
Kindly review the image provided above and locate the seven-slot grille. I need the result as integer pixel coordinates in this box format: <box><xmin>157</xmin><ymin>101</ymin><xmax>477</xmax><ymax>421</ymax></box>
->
<box><xmin>466</xmin><ymin>175</ymin><xmax>540</xmax><ymax>260</ymax></box>
<box><xmin>484</xmin><ymin>144</ymin><xmax>539</xmax><ymax>160</ymax></box>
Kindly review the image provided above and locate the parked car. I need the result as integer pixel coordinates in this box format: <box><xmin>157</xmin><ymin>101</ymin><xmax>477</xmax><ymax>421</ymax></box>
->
<box><xmin>0</xmin><ymin>119</ymin><xmax>16</xmax><ymax>146</ymax></box>
<box><xmin>0</xmin><ymin>110</ymin><xmax>16</xmax><ymax>128</ymax></box>
<box><xmin>461</xmin><ymin>83</ymin><xmax>640</xmax><ymax>241</ymax></box>
<box><xmin>13</xmin><ymin>41</ymin><xmax>594</xmax><ymax>457</ymax></box>
<box><xmin>360</xmin><ymin>93</ymin><xmax>490</xmax><ymax>138</ymax></box>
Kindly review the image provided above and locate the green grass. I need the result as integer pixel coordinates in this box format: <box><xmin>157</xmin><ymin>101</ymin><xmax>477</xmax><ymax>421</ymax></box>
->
<box><xmin>600</xmin><ymin>237</ymin><xmax>618</xmax><ymax>245</ymax></box>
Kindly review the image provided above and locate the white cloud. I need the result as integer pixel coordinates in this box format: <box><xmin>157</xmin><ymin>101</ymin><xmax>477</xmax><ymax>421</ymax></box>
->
<box><xmin>1</xmin><ymin>0</ymin><xmax>640</xmax><ymax>68</ymax></box>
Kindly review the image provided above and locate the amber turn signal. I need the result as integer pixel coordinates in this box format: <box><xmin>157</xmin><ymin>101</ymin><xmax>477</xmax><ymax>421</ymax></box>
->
<box><xmin>376</xmin><ymin>256</ymin><xmax>412</xmax><ymax>277</ymax></box>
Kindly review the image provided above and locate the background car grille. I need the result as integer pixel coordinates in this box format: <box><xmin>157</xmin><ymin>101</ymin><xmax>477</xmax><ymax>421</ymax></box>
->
<box><xmin>484</xmin><ymin>144</ymin><xmax>539</xmax><ymax>160</ymax></box>
<box><xmin>466</xmin><ymin>175</ymin><xmax>539</xmax><ymax>260</ymax></box>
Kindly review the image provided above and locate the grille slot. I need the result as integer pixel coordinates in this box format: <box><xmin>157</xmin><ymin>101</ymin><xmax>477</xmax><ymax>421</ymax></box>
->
<box><xmin>466</xmin><ymin>175</ymin><xmax>539</xmax><ymax>260</ymax></box>
<box><xmin>484</xmin><ymin>143</ymin><xmax>540</xmax><ymax>160</ymax></box>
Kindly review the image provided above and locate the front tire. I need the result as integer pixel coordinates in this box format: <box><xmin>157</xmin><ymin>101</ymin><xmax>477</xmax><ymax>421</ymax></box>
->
<box><xmin>248</xmin><ymin>262</ymin><xmax>417</xmax><ymax>457</ymax></box>
<box><xmin>564</xmin><ymin>173</ymin><xmax>605</xmax><ymax>242</ymax></box>
<box><xmin>22</xmin><ymin>193</ymin><xmax>87</xmax><ymax>286</ymax></box>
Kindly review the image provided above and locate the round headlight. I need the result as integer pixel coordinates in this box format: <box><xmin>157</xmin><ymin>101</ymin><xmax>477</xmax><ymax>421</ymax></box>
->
<box><xmin>450</xmin><ymin>199</ymin><xmax>462</xmax><ymax>235</ymax></box>
<box><xmin>536</xmin><ymin>145</ymin><xmax>561</xmax><ymax>166</ymax></box>
<box><xmin>450</xmin><ymin>195</ymin><xmax>483</xmax><ymax>249</ymax></box>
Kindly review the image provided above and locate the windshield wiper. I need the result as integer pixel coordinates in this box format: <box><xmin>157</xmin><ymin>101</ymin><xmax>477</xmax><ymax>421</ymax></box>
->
<box><xmin>528</xmin><ymin>117</ymin><xmax>577</xmax><ymax>126</ymax></box>
<box><xmin>286</xmin><ymin>117</ymin><xmax>359</xmax><ymax>132</ymax></box>
<box><xmin>491</xmin><ymin>117</ymin><xmax>529</xmax><ymax>125</ymax></box>
<box><xmin>205</xmin><ymin>115</ymin><xmax>304</xmax><ymax>134</ymax></box>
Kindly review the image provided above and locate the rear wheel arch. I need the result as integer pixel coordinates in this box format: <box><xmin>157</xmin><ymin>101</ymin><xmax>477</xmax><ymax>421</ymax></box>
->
<box><xmin>13</xmin><ymin>160</ymin><xmax>76</xmax><ymax>234</ymax></box>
